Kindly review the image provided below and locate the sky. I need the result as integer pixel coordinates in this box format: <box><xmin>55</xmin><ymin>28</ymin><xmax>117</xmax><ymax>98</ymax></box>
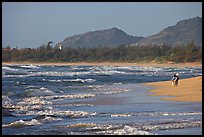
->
<box><xmin>2</xmin><ymin>2</ymin><xmax>202</xmax><ymax>48</ymax></box>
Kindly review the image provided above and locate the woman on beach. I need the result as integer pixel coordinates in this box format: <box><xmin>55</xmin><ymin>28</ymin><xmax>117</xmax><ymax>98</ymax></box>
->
<box><xmin>171</xmin><ymin>73</ymin><xmax>179</xmax><ymax>86</ymax></box>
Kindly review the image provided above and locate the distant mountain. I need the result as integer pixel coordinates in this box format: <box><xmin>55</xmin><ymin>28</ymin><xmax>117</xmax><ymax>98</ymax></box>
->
<box><xmin>132</xmin><ymin>16</ymin><xmax>202</xmax><ymax>47</ymax></box>
<box><xmin>61</xmin><ymin>28</ymin><xmax>144</xmax><ymax>48</ymax></box>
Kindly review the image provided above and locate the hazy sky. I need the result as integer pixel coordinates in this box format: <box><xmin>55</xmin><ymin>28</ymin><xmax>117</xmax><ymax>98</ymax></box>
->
<box><xmin>2</xmin><ymin>2</ymin><xmax>202</xmax><ymax>48</ymax></box>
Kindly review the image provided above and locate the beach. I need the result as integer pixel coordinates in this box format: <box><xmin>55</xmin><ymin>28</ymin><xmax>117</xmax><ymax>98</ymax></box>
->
<box><xmin>2</xmin><ymin>61</ymin><xmax>202</xmax><ymax>67</ymax></box>
<box><xmin>145</xmin><ymin>76</ymin><xmax>202</xmax><ymax>102</ymax></box>
<box><xmin>2</xmin><ymin>63</ymin><xmax>202</xmax><ymax>135</ymax></box>
<box><xmin>2</xmin><ymin>61</ymin><xmax>202</xmax><ymax>103</ymax></box>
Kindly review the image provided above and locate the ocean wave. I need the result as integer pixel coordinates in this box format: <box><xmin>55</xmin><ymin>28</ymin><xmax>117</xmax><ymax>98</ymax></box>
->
<box><xmin>60</xmin><ymin>103</ymin><xmax>94</xmax><ymax>107</ymax></box>
<box><xmin>23</xmin><ymin>86</ymin><xmax>55</xmax><ymax>97</ymax></box>
<box><xmin>26</xmin><ymin>65</ymin><xmax>202</xmax><ymax>78</ymax></box>
<box><xmin>101</xmin><ymin>112</ymin><xmax>202</xmax><ymax>117</ymax></box>
<box><xmin>62</xmin><ymin>119</ymin><xmax>201</xmax><ymax>135</ymax></box>
<box><xmin>2</xmin><ymin>115</ymin><xmax>62</xmax><ymax>128</ymax></box>
<box><xmin>84</xmin><ymin>85</ymin><xmax>104</xmax><ymax>90</ymax></box>
<box><xmin>19</xmin><ymin>64</ymin><xmax>39</xmax><ymax>69</ymax></box>
<box><xmin>110</xmin><ymin>114</ymin><xmax>131</xmax><ymax>117</ymax></box>
<box><xmin>42</xmin><ymin>79</ymin><xmax>62</xmax><ymax>82</ymax></box>
<box><xmin>17</xmin><ymin>97</ymin><xmax>52</xmax><ymax>105</ymax></box>
<box><xmin>32</xmin><ymin>69</ymin><xmax>126</xmax><ymax>77</ymax></box>
<box><xmin>33</xmin><ymin>71</ymin><xmax>91</xmax><ymax>77</ymax></box>
<box><xmin>68</xmin><ymin>119</ymin><xmax>201</xmax><ymax>134</ymax></box>
<box><xmin>41</xmin><ymin>93</ymin><xmax>96</xmax><ymax>100</ymax></box>
<box><xmin>2</xmin><ymin>119</ymin><xmax>42</xmax><ymax>128</ymax></box>
<box><xmin>2</xmin><ymin>66</ymin><xmax>19</xmax><ymax>71</ymax></box>
<box><xmin>137</xmin><ymin>112</ymin><xmax>202</xmax><ymax>117</ymax></box>
<box><xmin>70</xmin><ymin>66</ymin><xmax>87</xmax><ymax>70</ymax></box>
<box><xmin>40</xmin><ymin>87</ymin><xmax>129</xmax><ymax>100</ymax></box>
<box><xmin>19</xmin><ymin>109</ymin><xmax>97</xmax><ymax>118</ymax></box>
<box><xmin>140</xmin><ymin>119</ymin><xmax>202</xmax><ymax>131</ymax></box>
<box><xmin>35</xmin><ymin>115</ymin><xmax>63</xmax><ymax>122</ymax></box>
<box><xmin>62</xmin><ymin>123</ymin><xmax>152</xmax><ymax>135</ymax></box>
<box><xmin>63</xmin><ymin>78</ymin><xmax>96</xmax><ymax>83</ymax></box>
<box><xmin>5</xmin><ymin>97</ymin><xmax>96</xmax><ymax>117</ymax></box>
<box><xmin>2</xmin><ymin>66</ymin><xmax>30</xmax><ymax>78</ymax></box>
<box><xmin>131</xmin><ymin>66</ymin><xmax>163</xmax><ymax>72</ymax></box>
<box><xmin>42</xmin><ymin>78</ymin><xmax>96</xmax><ymax>83</ymax></box>
<box><xmin>64</xmin><ymin>122</ymin><xmax>97</xmax><ymax>128</ymax></box>
<box><xmin>2</xmin><ymin>95</ymin><xmax>13</xmax><ymax>108</ymax></box>
<box><xmin>94</xmin><ymin>70</ymin><xmax>127</xmax><ymax>75</ymax></box>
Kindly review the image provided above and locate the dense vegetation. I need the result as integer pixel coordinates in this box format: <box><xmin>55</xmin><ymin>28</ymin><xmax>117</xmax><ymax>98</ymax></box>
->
<box><xmin>2</xmin><ymin>41</ymin><xmax>202</xmax><ymax>63</ymax></box>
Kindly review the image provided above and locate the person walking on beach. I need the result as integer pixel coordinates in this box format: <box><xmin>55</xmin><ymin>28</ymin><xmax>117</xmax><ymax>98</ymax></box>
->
<box><xmin>171</xmin><ymin>73</ymin><xmax>179</xmax><ymax>86</ymax></box>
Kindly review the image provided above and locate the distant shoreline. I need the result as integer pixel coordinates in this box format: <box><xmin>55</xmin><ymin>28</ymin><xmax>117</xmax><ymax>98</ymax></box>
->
<box><xmin>2</xmin><ymin>61</ymin><xmax>202</xmax><ymax>67</ymax></box>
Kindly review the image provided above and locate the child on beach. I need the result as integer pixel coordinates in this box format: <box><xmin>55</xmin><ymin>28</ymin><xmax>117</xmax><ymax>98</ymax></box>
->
<box><xmin>171</xmin><ymin>73</ymin><xmax>179</xmax><ymax>86</ymax></box>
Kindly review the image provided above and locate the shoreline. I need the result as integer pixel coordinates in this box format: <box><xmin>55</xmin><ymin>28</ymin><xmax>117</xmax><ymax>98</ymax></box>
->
<box><xmin>2</xmin><ymin>61</ymin><xmax>202</xmax><ymax>103</ymax></box>
<box><xmin>2</xmin><ymin>61</ymin><xmax>202</xmax><ymax>67</ymax></box>
<box><xmin>145</xmin><ymin>76</ymin><xmax>202</xmax><ymax>102</ymax></box>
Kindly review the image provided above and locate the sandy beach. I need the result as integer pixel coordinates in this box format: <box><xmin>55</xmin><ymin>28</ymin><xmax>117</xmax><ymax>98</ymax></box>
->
<box><xmin>2</xmin><ymin>61</ymin><xmax>202</xmax><ymax>67</ymax></box>
<box><xmin>145</xmin><ymin>76</ymin><xmax>202</xmax><ymax>102</ymax></box>
<box><xmin>2</xmin><ymin>63</ymin><xmax>202</xmax><ymax>135</ymax></box>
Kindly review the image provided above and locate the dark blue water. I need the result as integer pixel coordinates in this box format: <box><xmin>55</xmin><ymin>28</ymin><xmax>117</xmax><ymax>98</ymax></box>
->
<box><xmin>2</xmin><ymin>65</ymin><xmax>202</xmax><ymax>135</ymax></box>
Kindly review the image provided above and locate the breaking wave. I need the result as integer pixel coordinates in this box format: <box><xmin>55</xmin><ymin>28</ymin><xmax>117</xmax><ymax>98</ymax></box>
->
<box><xmin>61</xmin><ymin>123</ymin><xmax>152</xmax><ymax>135</ymax></box>
<box><xmin>2</xmin><ymin>119</ymin><xmax>42</xmax><ymax>128</ymax></box>
<box><xmin>42</xmin><ymin>78</ymin><xmax>96</xmax><ymax>83</ymax></box>
<box><xmin>2</xmin><ymin>65</ymin><xmax>202</xmax><ymax>79</ymax></box>
<box><xmin>23</xmin><ymin>86</ymin><xmax>55</xmax><ymax>97</ymax></box>
<box><xmin>19</xmin><ymin>64</ymin><xmax>39</xmax><ymax>69</ymax></box>
<box><xmin>2</xmin><ymin>65</ymin><xmax>202</xmax><ymax>135</ymax></box>
<box><xmin>2</xmin><ymin>115</ymin><xmax>62</xmax><ymax>128</ymax></box>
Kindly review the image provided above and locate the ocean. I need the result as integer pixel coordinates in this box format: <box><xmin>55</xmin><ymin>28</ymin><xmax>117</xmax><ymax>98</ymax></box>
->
<box><xmin>2</xmin><ymin>64</ymin><xmax>202</xmax><ymax>135</ymax></box>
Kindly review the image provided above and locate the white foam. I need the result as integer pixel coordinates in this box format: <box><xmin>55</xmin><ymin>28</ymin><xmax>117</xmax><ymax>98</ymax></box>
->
<box><xmin>161</xmin><ymin>112</ymin><xmax>202</xmax><ymax>116</ymax></box>
<box><xmin>40</xmin><ymin>87</ymin><xmax>130</xmax><ymax>100</ymax></box>
<box><xmin>42</xmin><ymin>79</ymin><xmax>62</xmax><ymax>82</ymax></box>
<box><xmin>131</xmin><ymin>112</ymin><xmax>202</xmax><ymax>117</ymax></box>
<box><xmin>84</xmin><ymin>85</ymin><xmax>105</xmax><ymax>91</ymax></box>
<box><xmin>22</xmin><ymin>109</ymin><xmax>97</xmax><ymax>118</ymax></box>
<box><xmin>65</xmin><ymin>122</ymin><xmax>97</xmax><ymax>128</ymax></box>
<box><xmin>111</xmin><ymin>125</ymin><xmax>151</xmax><ymax>135</ymax></box>
<box><xmin>111</xmin><ymin>114</ymin><xmax>131</xmax><ymax>117</ymax></box>
<box><xmin>2</xmin><ymin>119</ymin><xmax>42</xmax><ymax>128</ymax></box>
<box><xmin>20</xmin><ymin>64</ymin><xmax>39</xmax><ymax>69</ymax></box>
<box><xmin>99</xmin><ymin>111</ymin><xmax>202</xmax><ymax>118</ymax></box>
<box><xmin>18</xmin><ymin>97</ymin><xmax>52</xmax><ymax>105</ymax></box>
<box><xmin>41</xmin><ymin>93</ymin><xmax>96</xmax><ymax>100</ymax></box>
<box><xmin>2</xmin><ymin>116</ymin><xmax>62</xmax><ymax>128</ymax></box>
<box><xmin>65</xmin><ymin>103</ymin><xmax>93</xmax><ymax>107</ymax></box>
<box><xmin>141</xmin><ymin>120</ymin><xmax>202</xmax><ymax>131</ymax></box>
<box><xmin>2</xmin><ymin>66</ymin><xmax>30</xmax><ymax>78</ymax></box>
<box><xmin>80</xmin><ymin>123</ymin><xmax>152</xmax><ymax>135</ymax></box>
<box><xmin>98</xmin><ymin>88</ymin><xmax>130</xmax><ymax>95</ymax></box>
<box><xmin>39</xmin><ymin>116</ymin><xmax>63</xmax><ymax>123</ymax></box>
<box><xmin>42</xmin><ymin>78</ymin><xmax>95</xmax><ymax>83</ymax></box>
<box><xmin>24</xmin><ymin>87</ymin><xmax>55</xmax><ymax>97</ymax></box>
<box><xmin>63</xmin><ymin>78</ymin><xmax>96</xmax><ymax>83</ymax></box>
<box><xmin>2</xmin><ymin>95</ymin><xmax>13</xmax><ymax>108</ymax></box>
<box><xmin>33</xmin><ymin>71</ymin><xmax>91</xmax><ymax>77</ymax></box>
<box><xmin>2</xmin><ymin>66</ymin><xmax>18</xmax><ymax>71</ymax></box>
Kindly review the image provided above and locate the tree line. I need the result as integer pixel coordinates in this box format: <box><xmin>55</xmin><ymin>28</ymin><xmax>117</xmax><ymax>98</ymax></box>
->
<box><xmin>2</xmin><ymin>41</ymin><xmax>202</xmax><ymax>63</ymax></box>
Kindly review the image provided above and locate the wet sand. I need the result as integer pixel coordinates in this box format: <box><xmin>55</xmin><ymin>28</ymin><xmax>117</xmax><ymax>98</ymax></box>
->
<box><xmin>145</xmin><ymin>76</ymin><xmax>202</xmax><ymax>102</ymax></box>
<box><xmin>2</xmin><ymin>61</ymin><xmax>202</xmax><ymax>67</ymax></box>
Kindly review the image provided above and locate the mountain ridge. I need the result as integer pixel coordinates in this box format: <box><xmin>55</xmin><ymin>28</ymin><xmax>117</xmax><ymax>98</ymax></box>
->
<box><xmin>61</xmin><ymin>28</ymin><xmax>144</xmax><ymax>48</ymax></box>
<box><xmin>132</xmin><ymin>16</ymin><xmax>202</xmax><ymax>47</ymax></box>
<box><xmin>60</xmin><ymin>16</ymin><xmax>202</xmax><ymax>49</ymax></box>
